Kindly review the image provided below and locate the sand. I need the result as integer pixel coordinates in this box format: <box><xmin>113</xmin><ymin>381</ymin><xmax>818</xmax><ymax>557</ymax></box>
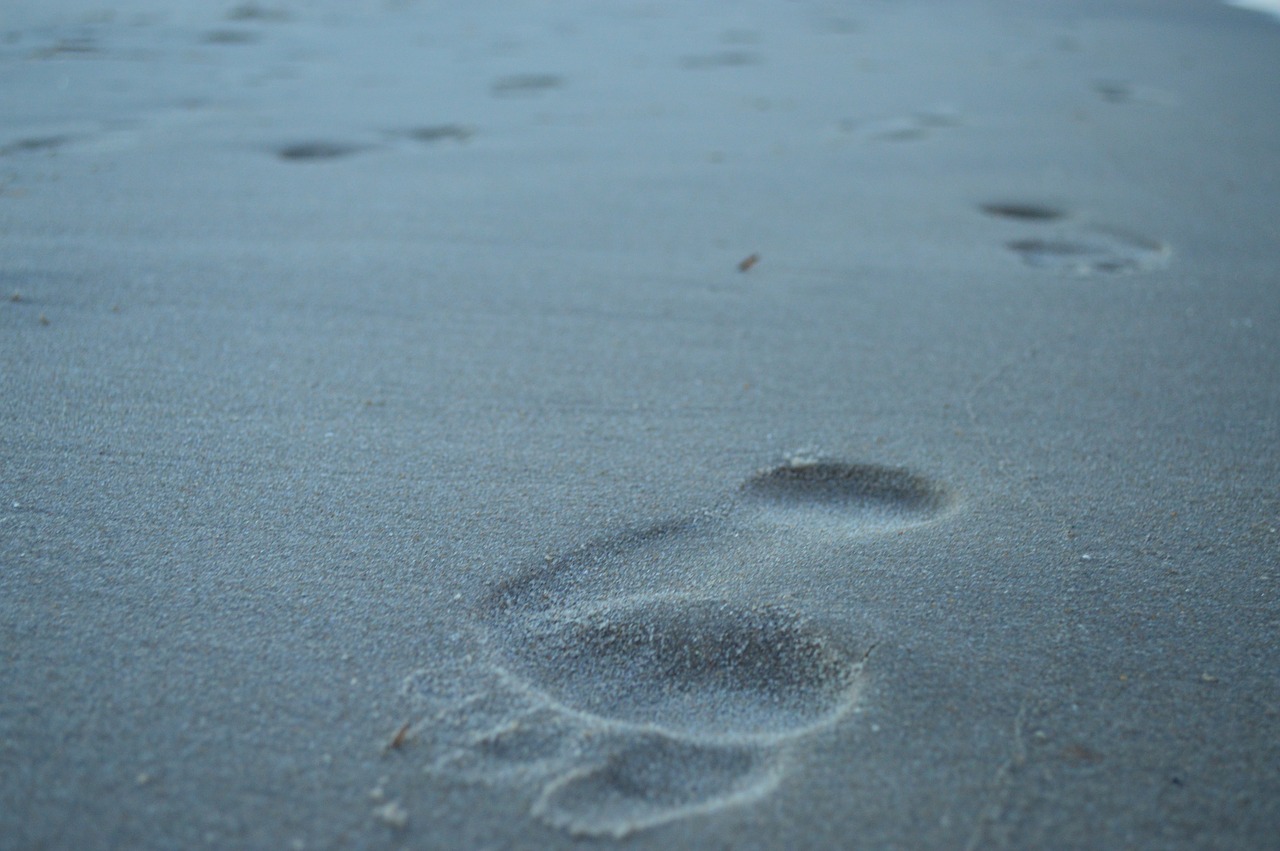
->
<box><xmin>2</xmin><ymin>0</ymin><xmax>1278</xmax><ymax>848</ymax></box>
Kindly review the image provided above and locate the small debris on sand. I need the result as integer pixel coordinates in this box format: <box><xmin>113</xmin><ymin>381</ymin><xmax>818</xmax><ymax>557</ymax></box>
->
<box><xmin>384</xmin><ymin>720</ymin><xmax>412</xmax><ymax>753</ymax></box>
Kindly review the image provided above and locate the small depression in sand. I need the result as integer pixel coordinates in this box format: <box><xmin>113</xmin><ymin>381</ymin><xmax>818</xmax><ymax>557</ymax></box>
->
<box><xmin>1006</xmin><ymin>226</ymin><xmax>1169</xmax><ymax>274</ymax></box>
<box><xmin>739</xmin><ymin>461</ymin><xmax>950</xmax><ymax>531</ymax></box>
<box><xmin>495</xmin><ymin>596</ymin><xmax>861</xmax><ymax>740</ymax></box>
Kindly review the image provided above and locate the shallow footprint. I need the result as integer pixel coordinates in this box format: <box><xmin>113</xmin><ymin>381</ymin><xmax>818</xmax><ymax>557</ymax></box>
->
<box><xmin>1006</xmin><ymin>226</ymin><xmax>1169</xmax><ymax>275</ymax></box>
<box><xmin>979</xmin><ymin>201</ymin><xmax>1169</xmax><ymax>275</ymax></box>
<box><xmin>840</xmin><ymin>108</ymin><xmax>961</xmax><ymax>142</ymax></box>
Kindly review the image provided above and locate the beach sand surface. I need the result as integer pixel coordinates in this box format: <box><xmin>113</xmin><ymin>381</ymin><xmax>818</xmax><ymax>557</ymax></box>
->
<box><xmin>2</xmin><ymin>1</ymin><xmax>1278</xmax><ymax>848</ymax></box>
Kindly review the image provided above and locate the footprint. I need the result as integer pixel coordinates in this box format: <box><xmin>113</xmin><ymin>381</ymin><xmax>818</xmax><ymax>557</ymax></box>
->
<box><xmin>226</xmin><ymin>3</ymin><xmax>290</xmax><ymax>22</ymax></box>
<box><xmin>840</xmin><ymin>108</ymin><xmax>961</xmax><ymax>142</ymax></box>
<box><xmin>812</xmin><ymin>16</ymin><xmax>862</xmax><ymax>35</ymax></box>
<box><xmin>278</xmin><ymin>126</ymin><xmax>470</xmax><ymax>162</ymax></box>
<box><xmin>679</xmin><ymin>51</ymin><xmax>762</xmax><ymax>70</ymax></box>
<box><xmin>29</xmin><ymin>36</ymin><xmax>99</xmax><ymax>59</ymax></box>
<box><xmin>274</xmin><ymin>141</ymin><xmax>368</xmax><ymax>162</ymax></box>
<box><xmin>978</xmin><ymin>201</ymin><xmax>1066</xmax><ymax>223</ymax></box>
<box><xmin>201</xmin><ymin>29</ymin><xmax>259</xmax><ymax>45</ymax></box>
<box><xmin>388</xmin><ymin>125</ymin><xmax>474</xmax><ymax>145</ymax></box>
<box><xmin>981</xmin><ymin>201</ymin><xmax>1170</xmax><ymax>275</ymax></box>
<box><xmin>1006</xmin><ymin>227</ymin><xmax>1169</xmax><ymax>275</ymax></box>
<box><xmin>1091</xmin><ymin>79</ymin><xmax>1177</xmax><ymax>107</ymax></box>
<box><xmin>490</xmin><ymin>74</ymin><xmax>564</xmax><ymax>98</ymax></box>
<box><xmin>403</xmin><ymin>459</ymin><xmax>950</xmax><ymax>837</ymax></box>
<box><xmin>0</xmin><ymin>135</ymin><xmax>75</xmax><ymax>157</ymax></box>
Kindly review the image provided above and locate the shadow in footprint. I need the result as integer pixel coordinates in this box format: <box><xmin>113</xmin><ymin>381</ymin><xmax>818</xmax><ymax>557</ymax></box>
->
<box><xmin>496</xmin><ymin>596</ymin><xmax>859</xmax><ymax>739</ymax></box>
<box><xmin>405</xmin><ymin>459</ymin><xmax>949</xmax><ymax>836</ymax></box>
<box><xmin>740</xmin><ymin>460</ymin><xmax>952</xmax><ymax>534</ymax></box>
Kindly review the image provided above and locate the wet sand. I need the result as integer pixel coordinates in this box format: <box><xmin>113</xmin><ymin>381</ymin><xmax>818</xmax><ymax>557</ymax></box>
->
<box><xmin>2</xmin><ymin>1</ymin><xmax>1278</xmax><ymax>848</ymax></box>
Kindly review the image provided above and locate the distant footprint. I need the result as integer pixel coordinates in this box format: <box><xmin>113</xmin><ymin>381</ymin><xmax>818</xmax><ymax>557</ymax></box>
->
<box><xmin>490</xmin><ymin>74</ymin><xmax>564</xmax><ymax>98</ymax></box>
<box><xmin>404</xmin><ymin>459</ymin><xmax>950</xmax><ymax>837</ymax></box>
<box><xmin>978</xmin><ymin>201</ymin><xmax>1066</xmax><ymax>223</ymax></box>
<box><xmin>1091</xmin><ymin>79</ymin><xmax>1177</xmax><ymax>107</ymax></box>
<box><xmin>0</xmin><ymin>135</ymin><xmax>75</xmax><ymax>157</ymax></box>
<box><xmin>201</xmin><ymin>29</ymin><xmax>259</xmax><ymax>45</ymax></box>
<box><xmin>390</xmin><ymin>125</ymin><xmax>473</xmax><ymax>145</ymax></box>
<box><xmin>679</xmin><ymin>50</ymin><xmax>762</xmax><ymax>70</ymax></box>
<box><xmin>980</xmin><ymin>201</ymin><xmax>1170</xmax><ymax>275</ymax></box>
<box><xmin>226</xmin><ymin>3</ymin><xmax>290</xmax><ymax>22</ymax></box>
<box><xmin>840</xmin><ymin>108</ymin><xmax>961</xmax><ymax>142</ymax></box>
<box><xmin>274</xmin><ymin>141</ymin><xmax>369</xmax><ymax>162</ymax></box>
<box><xmin>1005</xmin><ymin>228</ymin><xmax>1169</xmax><ymax>274</ymax></box>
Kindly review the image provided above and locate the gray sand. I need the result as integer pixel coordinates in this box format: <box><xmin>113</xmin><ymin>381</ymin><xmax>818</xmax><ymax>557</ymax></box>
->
<box><xmin>2</xmin><ymin>0</ymin><xmax>1278</xmax><ymax>848</ymax></box>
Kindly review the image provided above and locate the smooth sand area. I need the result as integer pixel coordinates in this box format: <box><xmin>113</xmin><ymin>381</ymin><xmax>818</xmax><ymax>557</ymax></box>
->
<box><xmin>3</xmin><ymin>1</ymin><xmax>1278</xmax><ymax>847</ymax></box>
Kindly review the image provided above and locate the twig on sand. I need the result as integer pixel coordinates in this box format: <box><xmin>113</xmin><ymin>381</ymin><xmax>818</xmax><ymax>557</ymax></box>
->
<box><xmin>383</xmin><ymin>720</ymin><xmax>413</xmax><ymax>754</ymax></box>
